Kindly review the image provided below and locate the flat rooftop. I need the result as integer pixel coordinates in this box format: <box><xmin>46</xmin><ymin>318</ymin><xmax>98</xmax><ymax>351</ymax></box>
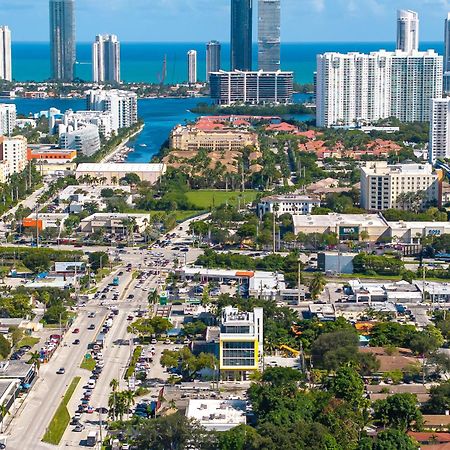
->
<box><xmin>186</xmin><ymin>399</ymin><xmax>246</xmax><ymax>432</ymax></box>
<box><xmin>293</xmin><ymin>213</ymin><xmax>387</xmax><ymax>228</ymax></box>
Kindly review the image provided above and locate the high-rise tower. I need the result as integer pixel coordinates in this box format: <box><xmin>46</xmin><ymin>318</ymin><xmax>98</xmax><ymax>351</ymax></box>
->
<box><xmin>206</xmin><ymin>41</ymin><xmax>221</xmax><ymax>81</ymax></box>
<box><xmin>231</xmin><ymin>0</ymin><xmax>252</xmax><ymax>71</ymax></box>
<box><xmin>397</xmin><ymin>10</ymin><xmax>419</xmax><ymax>53</ymax></box>
<box><xmin>49</xmin><ymin>0</ymin><xmax>76</xmax><ymax>81</ymax></box>
<box><xmin>187</xmin><ymin>50</ymin><xmax>197</xmax><ymax>84</ymax></box>
<box><xmin>92</xmin><ymin>34</ymin><xmax>121</xmax><ymax>84</ymax></box>
<box><xmin>258</xmin><ymin>0</ymin><xmax>280</xmax><ymax>71</ymax></box>
<box><xmin>0</xmin><ymin>26</ymin><xmax>11</xmax><ymax>81</ymax></box>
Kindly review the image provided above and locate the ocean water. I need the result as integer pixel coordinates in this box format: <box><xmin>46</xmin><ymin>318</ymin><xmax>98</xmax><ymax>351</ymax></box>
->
<box><xmin>5</xmin><ymin>95</ymin><xmax>313</xmax><ymax>163</ymax></box>
<box><xmin>12</xmin><ymin>41</ymin><xmax>445</xmax><ymax>85</ymax></box>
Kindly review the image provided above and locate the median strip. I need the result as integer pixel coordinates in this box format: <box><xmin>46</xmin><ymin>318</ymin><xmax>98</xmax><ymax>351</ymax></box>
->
<box><xmin>42</xmin><ymin>376</ymin><xmax>81</xmax><ymax>445</ymax></box>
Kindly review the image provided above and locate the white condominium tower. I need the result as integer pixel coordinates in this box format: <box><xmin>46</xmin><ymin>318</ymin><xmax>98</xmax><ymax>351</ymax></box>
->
<box><xmin>429</xmin><ymin>98</ymin><xmax>450</xmax><ymax>163</ymax></box>
<box><xmin>0</xmin><ymin>104</ymin><xmax>16</xmax><ymax>136</ymax></box>
<box><xmin>92</xmin><ymin>34</ymin><xmax>121</xmax><ymax>84</ymax></box>
<box><xmin>86</xmin><ymin>89</ymin><xmax>137</xmax><ymax>131</ymax></box>
<box><xmin>187</xmin><ymin>50</ymin><xmax>197</xmax><ymax>84</ymax></box>
<box><xmin>316</xmin><ymin>50</ymin><xmax>442</xmax><ymax>128</ymax></box>
<box><xmin>397</xmin><ymin>10</ymin><xmax>419</xmax><ymax>53</ymax></box>
<box><xmin>0</xmin><ymin>26</ymin><xmax>11</xmax><ymax>81</ymax></box>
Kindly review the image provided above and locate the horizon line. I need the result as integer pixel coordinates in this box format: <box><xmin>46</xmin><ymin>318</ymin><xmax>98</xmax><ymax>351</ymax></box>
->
<box><xmin>8</xmin><ymin>40</ymin><xmax>445</xmax><ymax>44</ymax></box>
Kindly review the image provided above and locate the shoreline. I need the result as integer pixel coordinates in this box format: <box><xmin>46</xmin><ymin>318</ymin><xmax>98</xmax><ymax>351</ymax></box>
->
<box><xmin>100</xmin><ymin>124</ymin><xmax>145</xmax><ymax>164</ymax></box>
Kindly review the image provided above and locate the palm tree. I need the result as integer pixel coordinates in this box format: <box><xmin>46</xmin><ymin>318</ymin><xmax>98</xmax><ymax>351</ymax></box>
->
<box><xmin>109</xmin><ymin>378</ymin><xmax>119</xmax><ymax>392</ymax></box>
<box><xmin>29</xmin><ymin>351</ymin><xmax>41</xmax><ymax>372</ymax></box>
<box><xmin>123</xmin><ymin>390</ymin><xmax>135</xmax><ymax>419</ymax></box>
<box><xmin>309</xmin><ymin>272</ymin><xmax>327</xmax><ymax>300</ymax></box>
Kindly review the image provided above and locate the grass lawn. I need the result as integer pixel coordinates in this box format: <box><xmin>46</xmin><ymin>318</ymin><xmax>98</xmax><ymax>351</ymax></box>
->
<box><xmin>80</xmin><ymin>356</ymin><xmax>96</xmax><ymax>371</ymax></box>
<box><xmin>42</xmin><ymin>376</ymin><xmax>81</xmax><ymax>445</ymax></box>
<box><xmin>17</xmin><ymin>336</ymin><xmax>40</xmax><ymax>349</ymax></box>
<box><xmin>185</xmin><ymin>190</ymin><xmax>258</xmax><ymax>209</ymax></box>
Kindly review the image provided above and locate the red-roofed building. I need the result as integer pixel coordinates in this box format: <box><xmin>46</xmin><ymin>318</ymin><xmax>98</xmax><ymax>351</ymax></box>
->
<box><xmin>266</xmin><ymin>122</ymin><xmax>299</xmax><ymax>133</ymax></box>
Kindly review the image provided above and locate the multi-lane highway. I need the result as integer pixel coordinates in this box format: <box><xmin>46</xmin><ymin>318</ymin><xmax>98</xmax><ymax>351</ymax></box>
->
<box><xmin>5</xmin><ymin>214</ymin><xmax>205</xmax><ymax>449</ymax></box>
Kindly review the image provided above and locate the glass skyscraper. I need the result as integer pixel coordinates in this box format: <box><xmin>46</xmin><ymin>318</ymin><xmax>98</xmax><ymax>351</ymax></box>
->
<box><xmin>258</xmin><ymin>0</ymin><xmax>280</xmax><ymax>71</ymax></box>
<box><xmin>49</xmin><ymin>0</ymin><xmax>76</xmax><ymax>81</ymax></box>
<box><xmin>206</xmin><ymin>41</ymin><xmax>221</xmax><ymax>81</ymax></box>
<box><xmin>231</xmin><ymin>0</ymin><xmax>252</xmax><ymax>71</ymax></box>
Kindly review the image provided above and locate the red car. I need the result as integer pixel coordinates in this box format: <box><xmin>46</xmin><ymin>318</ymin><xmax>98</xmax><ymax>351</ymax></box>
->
<box><xmin>73</xmin><ymin>328</ymin><xmax>80</xmax><ymax>334</ymax></box>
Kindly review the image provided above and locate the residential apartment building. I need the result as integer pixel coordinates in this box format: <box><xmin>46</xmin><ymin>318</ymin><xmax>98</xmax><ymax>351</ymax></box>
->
<box><xmin>92</xmin><ymin>34</ymin><xmax>121</xmax><ymax>84</ymax></box>
<box><xmin>316</xmin><ymin>50</ymin><xmax>442</xmax><ymax>127</ymax></box>
<box><xmin>170</xmin><ymin>125</ymin><xmax>259</xmax><ymax>152</ymax></box>
<box><xmin>397</xmin><ymin>10</ymin><xmax>419</xmax><ymax>53</ymax></box>
<box><xmin>49</xmin><ymin>0</ymin><xmax>76</xmax><ymax>81</ymax></box>
<box><xmin>0</xmin><ymin>104</ymin><xmax>16</xmax><ymax>136</ymax></box>
<box><xmin>219</xmin><ymin>306</ymin><xmax>263</xmax><ymax>381</ymax></box>
<box><xmin>0</xmin><ymin>136</ymin><xmax>28</xmax><ymax>179</ymax></box>
<box><xmin>206</xmin><ymin>41</ymin><xmax>221</xmax><ymax>82</ymax></box>
<box><xmin>51</xmin><ymin>110</ymin><xmax>114</xmax><ymax>137</ymax></box>
<box><xmin>360</xmin><ymin>162</ymin><xmax>442</xmax><ymax>211</ymax></box>
<box><xmin>429</xmin><ymin>98</ymin><xmax>450</xmax><ymax>163</ymax></box>
<box><xmin>258</xmin><ymin>194</ymin><xmax>321</xmax><ymax>216</ymax></box>
<box><xmin>210</xmin><ymin>70</ymin><xmax>293</xmax><ymax>105</ymax></box>
<box><xmin>0</xmin><ymin>26</ymin><xmax>12</xmax><ymax>81</ymax></box>
<box><xmin>258</xmin><ymin>0</ymin><xmax>281</xmax><ymax>71</ymax></box>
<box><xmin>187</xmin><ymin>50</ymin><xmax>197</xmax><ymax>84</ymax></box>
<box><xmin>86</xmin><ymin>89</ymin><xmax>138</xmax><ymax>131</ymax></box>
<box><xmin>59</xmin><ymin>124</ymin><xmax>100</xmax><ymax>157</ymax></box>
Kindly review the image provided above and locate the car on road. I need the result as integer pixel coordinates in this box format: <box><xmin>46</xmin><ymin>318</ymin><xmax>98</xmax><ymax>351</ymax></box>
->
<box><xmin>70</xmin><ymin>417</ymin><xmax>80</xmax><ymax>425</ymax></box>
<box><xmin>73</xmin><ymin>339</ymin><xmax>80</xmax><ymax>345</ymax></box>
<box><xmin>88</xmin><ymin>324</ymin><xmax>95</xmax><ymax>330</ymax></box>
<box><xmin>151</xmin><ymin>339</ymin><xmax>157</xmax><ymax>344</ymax></box>
<box><xmin>73</xmin><ymin>328</ymin><xmax>80</xmax><ymax>333</ymax></box>
<box><xmin>127</xmin><ymin>294</ymin><xmax>134</xmax><ymax>299</ymax></box>
<box><xmin>88</xmin><ymin>312</ymin><xmax>96</xmax><ymax>318</ymax></box>
<box><xmin>57</xmin><ymin>367</ymin><xmax>65</xmax><ymax>374</ymax></box>
<box><xmin>127</xmin><ymin>315</ymin><xmax>133</xmax><ymax>321</ymax></box>
<box><xmin>74</xmin><ymin>424</ymin><xmax>85</xmax><ymax>432</ymax></box>
<box><xmin>87</xmin><ymin>406</ymin><xmax>94</xmax><ymax>414</ymax></box>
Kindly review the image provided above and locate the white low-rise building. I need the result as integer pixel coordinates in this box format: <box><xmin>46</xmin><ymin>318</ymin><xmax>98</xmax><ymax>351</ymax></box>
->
<box><xmin>23</xmin><ymin>213</ymin><xmax>69</xmax><ymax>231</ymax></box>
<box><xmin>51</xmin><ymin>109</ymin><xmax>115</xmax><ymax>137</ymax></box>
<box><xmin>59</xmin><ymin>124</ymin><xmax>101</xmax><ymax>157</ymax></box>
<box><xmin>186</xmin><ymin>399</ymin><xmax>246</xmax><ymax>432</ymax></box>
<box><xmin>293</xmin><ymin>213</ymin><xmax>389</xmax><ymax>242</ymax></box>
<box><xmin>389</xmin><ymin>221</ymin><xmax>450</xmax><ymax>244</ymax></box>
<box><xmin>347</xmin><ymin>280</ymin><xmax>423</xmax><ymax>304</ymax></box>
<box><xmin>80</xmin><ymin>213</ymin><xmax>151</xmax><ymax>234</ymax></box>
<box><xmin>258</xmin><ymin>193</ymin><xmax>321</xmax><ymax>216</ymax></box>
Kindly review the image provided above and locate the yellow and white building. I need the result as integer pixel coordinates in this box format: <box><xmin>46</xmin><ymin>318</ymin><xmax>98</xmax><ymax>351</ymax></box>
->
<box><xmin>219</xmin><ymin>306</ymin><xmax>263</xmax><ymax>381</ymax></box>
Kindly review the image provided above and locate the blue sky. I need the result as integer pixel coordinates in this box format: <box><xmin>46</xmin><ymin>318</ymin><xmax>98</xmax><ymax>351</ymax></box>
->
<box><xmin>1</xmin><ymin>0</ymin><xmax>450</xmax><ymax>42</ymax></box>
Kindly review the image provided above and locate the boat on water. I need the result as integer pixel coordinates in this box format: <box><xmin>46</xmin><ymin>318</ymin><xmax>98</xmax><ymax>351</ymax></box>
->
<box><xmin>139</xmin><ymin>144</ymin><xmax>147</xmax><ymax>147</ymax></box>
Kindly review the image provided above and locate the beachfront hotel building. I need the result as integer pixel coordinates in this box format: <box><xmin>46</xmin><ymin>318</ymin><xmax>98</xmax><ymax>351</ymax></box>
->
<box><xmin>360</xmin><ymin>161</ymin><xmax>442</xmax><ymax>211</ymax></box>
<box><xmin>86</xmin><ymin>89</ymin><xmax>138</xmax><ymax>131</ymax></box>
<box><xmin>49</xmin><ymin>0</ymin><xmax>76</xmax><ymax>81</ymax></box>
<box><xmin>0</xmin><ymin>26</ymin><xmax>11</xmax><ymax>81</ymax></box>
<box><xmin>92</xmin><ymin>34</ymin><xmax>121</xmax><ymax>84</ymax></box>
<box><xmin>209</xmin><ymin>70</ymin><xmax>293</xmax><ymax>105</ymax></box>
<box><xmin>316</xmin><ymin>50</ymin><xmax>442</xmax><ymax>127</ymax></box>
<box><xmin>219</xmin><ymin>306</ymin><xmax>263</xmax><ymax>381</ymax></box>
<box><xmin>258</xmin><ymin>0</ymin><xmax>281</xmax><ymax>71</ymax></box>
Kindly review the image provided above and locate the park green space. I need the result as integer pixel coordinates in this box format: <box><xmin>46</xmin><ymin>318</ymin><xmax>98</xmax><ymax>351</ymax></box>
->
<box><xmin>42</xmin><ymin>376</ymin><xmax>81</xmax><ymax>445</ymax></box>
<box><xmin>185</xmin><ymin>190</ymin><xmax>258</xmax><ymax>209</ymax></box>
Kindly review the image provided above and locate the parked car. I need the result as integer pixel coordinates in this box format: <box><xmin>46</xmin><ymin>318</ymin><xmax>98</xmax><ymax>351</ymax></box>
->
<box><xmin>57</xmin><ymin>367</ymin><xmax>65</xmax><ymax>374</ymax></box>
<box><xmin>72</xmin><ymin>328</ymin><xmax>80</xmax><ymax>334</ymax></box>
